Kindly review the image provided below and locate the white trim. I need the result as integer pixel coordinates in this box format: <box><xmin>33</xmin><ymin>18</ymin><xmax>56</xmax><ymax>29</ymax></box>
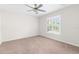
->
<box><xmin>1</xmin><ymin>35</ymin><xmax>39</xmax><ymax>43</ymax></box>
<box><xmin>47</xmin><ymin>31</ymin><xmax>60</xmax><ymax>35</ymax></box>
<box><xmin>47</xmin><ymin>15</ymin><xmax>61</xmax><ymax>35</ymax></box>
<box><xmin>41</xmin><ymin>35</ymin><xmax>79</xmax><ymax>47</ymax></box>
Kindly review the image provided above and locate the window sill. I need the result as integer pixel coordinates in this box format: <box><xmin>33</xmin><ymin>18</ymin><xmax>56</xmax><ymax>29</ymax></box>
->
<box><xmin>47</xmin><ymin>31</ymin><xmax>61</xmax><ymax>35</ymax></box>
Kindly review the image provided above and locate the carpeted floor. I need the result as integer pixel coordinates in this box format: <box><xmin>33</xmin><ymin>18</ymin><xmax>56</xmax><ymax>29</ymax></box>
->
<box><xmin>0</xmin><ymin>36</ymin><xmax>79</xmax><ymax>54</ymax></box>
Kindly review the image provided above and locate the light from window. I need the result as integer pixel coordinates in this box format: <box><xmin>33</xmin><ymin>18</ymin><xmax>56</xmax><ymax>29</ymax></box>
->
<box><xmin>47</xmin><ymin>15</ymin><xmax>61</xmax><ymax>35</ymax></box>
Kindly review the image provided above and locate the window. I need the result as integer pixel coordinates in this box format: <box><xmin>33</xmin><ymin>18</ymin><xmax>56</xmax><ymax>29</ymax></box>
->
<box><xmin>47</xmin><ymin>15</ymin><xmax>61</xmax><ymax>34</ymax></box>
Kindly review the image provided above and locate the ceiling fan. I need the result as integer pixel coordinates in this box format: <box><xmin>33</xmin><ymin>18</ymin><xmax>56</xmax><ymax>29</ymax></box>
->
<box><xmin>25</xmin><ymin>4</ymin><xmax>46</xmax><ymax>14</ymax></box>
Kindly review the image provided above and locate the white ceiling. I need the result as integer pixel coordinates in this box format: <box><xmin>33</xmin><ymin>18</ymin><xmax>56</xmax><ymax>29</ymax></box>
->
<box><xmin>0</xmin><ymin>4</ymin><xmax>71</xmax><ymax>17</ymax></box>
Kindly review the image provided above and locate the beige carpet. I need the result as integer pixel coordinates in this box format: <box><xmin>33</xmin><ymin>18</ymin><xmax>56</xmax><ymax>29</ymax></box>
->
<box><xmin>0</xmin><ymin>36</ymin><xmax>79</xmax><ymax>54</ymax></box>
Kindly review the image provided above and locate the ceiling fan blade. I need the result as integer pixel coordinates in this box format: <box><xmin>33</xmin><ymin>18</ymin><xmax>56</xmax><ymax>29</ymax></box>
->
<box><xmin>33</xmin><ymin>9</ymin><xmax>38</xmax><ymax>14</ymax></box>
<box><xmin>27</xmin><ymin>10</ymin><xmax>33</xmax><ymax>11</ymax></box>
<box><xmin>27</xmin><ymin>9</ymin><xmax>38</xmax><ymax>14</ymax></box>
<box><xmin>35</xmin><ymin>11</ymin><xmax>38</xmax><ymax>14</ymax></box>
<box><xmin>25</xmin><ymin>4</ymin><xmax>33</xmax><ymax>8</ymax></box>
<box><xmin>37</xmin><ymin>9</ymin><xmax>46</xmax><ymax>12</ymax></box>
<box><xmin>34</xmin><ymin>4</ymin><xmax>37</xmax><ymax>7</ymax></box>
<box><xmin>37</xmin><ymin>4</ymin><xmax>43</xmax><ymax>8</ymax></box>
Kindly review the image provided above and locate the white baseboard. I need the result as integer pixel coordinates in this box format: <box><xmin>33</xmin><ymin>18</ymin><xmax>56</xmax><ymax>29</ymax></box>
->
<box><xmin>2</xmin><ymin>35</ymin><xmax>40</xmax><ymax>43</ymax></box>
<box><xmin>41</xmin><ymin>35</ymin><xmax>79</xmax><ymax>47</ymax></box>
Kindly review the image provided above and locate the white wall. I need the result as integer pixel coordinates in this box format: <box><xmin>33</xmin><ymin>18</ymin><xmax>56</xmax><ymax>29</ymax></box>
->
<box><xmin>0</xmin><ymin>13</ymin><xmax>1</xmax><ymax>44</ymax></box>
<box><xmin>1</xmin><ymin>5</ymin><xmax>79</xmax><ymax>47</ymax></box>
<box><xmin>1</xmin><ymin>10</ymin><xmax>39</xmax><ymax>42</ymax></box>
<box><xmin>39</xmin><ymin>5</ymin><xmax>79</xmax><ymax>47</ymax></box>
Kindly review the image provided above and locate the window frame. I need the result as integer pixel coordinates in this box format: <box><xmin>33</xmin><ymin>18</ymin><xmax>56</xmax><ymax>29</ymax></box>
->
<box><xmin>47</xmin><ymin>15</ymin><xmax>61</xmax><ymax>35</ymax></box>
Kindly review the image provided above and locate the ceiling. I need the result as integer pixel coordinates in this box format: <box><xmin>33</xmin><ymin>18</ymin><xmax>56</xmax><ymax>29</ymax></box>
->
<box><xmin>0</xmin><ymin>4</ymin><xmax>71</xmax><ymax>17</ymax></box>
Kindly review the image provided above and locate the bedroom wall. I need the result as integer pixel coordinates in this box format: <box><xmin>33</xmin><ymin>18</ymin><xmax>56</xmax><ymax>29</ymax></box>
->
<box><xmin>39</xmin><ymin>5</ymin><xmax>79</xmax><ymax>47</ymax></box>
<box><xmin>0</xmin><ymin>13</ymin><xmax>1</xmax><ymax>44</ymax></box>
<box><xmin>1</xmin><ymin>10</ymin><xmax>39</xmax><ymax>42</ymax></box>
